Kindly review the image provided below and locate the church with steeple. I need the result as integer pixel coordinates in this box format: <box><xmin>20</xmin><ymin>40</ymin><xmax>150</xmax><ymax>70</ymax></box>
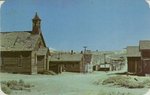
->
<box><xmin>0</xmin><ymin>13</ymin><xmax>49</xmax><ymax>74</ymax></box>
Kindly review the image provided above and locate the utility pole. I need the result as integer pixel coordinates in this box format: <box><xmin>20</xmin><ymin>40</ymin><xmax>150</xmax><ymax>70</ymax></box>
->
<box><xmin>104</xmin><ymin>53</ymin><xmax>107</xmax><ymax>71</ymax></box>
<box><xmin>82</xmin><ymin>46</ymin><xmax>87</xmax><ymax>73</ymax></box>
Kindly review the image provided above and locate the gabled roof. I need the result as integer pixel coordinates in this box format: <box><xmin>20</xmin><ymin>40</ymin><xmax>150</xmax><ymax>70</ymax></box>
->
<box><xmin>139</xmin><ymin>40</ymin><xmax>150</xmax><ymax>50</ymax></box>
<box><xmin>37</xmin><ymin>47</ymin><xmax>49</xmax><ymax>55</ymax></box>
<box><xmin>49</xmin><ymin>53</ymin><xmax>83</xmax><ymax>62</ymax></box>
<box><xmin>127</xmin><ymin>46</ymin><xmax>141</xmax><ymax>57</ymax></box>
<box><xmin>0</xmin><ymin>31</ymin><xmax>40</xmax><ymax>51</ymax></box>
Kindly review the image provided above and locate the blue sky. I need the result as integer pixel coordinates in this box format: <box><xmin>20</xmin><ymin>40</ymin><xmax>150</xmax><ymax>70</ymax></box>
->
<box><xmin>1</xmin><ymin>0</ymin><xmax>150</xmax><ymax>51</ymax></box>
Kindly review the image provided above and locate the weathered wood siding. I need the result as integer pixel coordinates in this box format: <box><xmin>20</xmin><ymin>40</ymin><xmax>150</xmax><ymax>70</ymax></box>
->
<box><xmin>127</xmin><ymin>57</ymin><xmax>141</xmax><ymax>74</ymax></box>
<box><xmin>30</xmin><ymin>51</ymin><xmax>37</xmax><ymax>74</ymax></box>
<box><xmin>34</xmin><ymin>37</ymin><xmax>48</xmax><ymax>74</ymax></box>
<box><xmin>49</xmin><ymin>62</ymin><xmax>62</xmax><ymax>74</ymax></box>
<box><xmin>141</xmin><ymin>51</ymin><xmax>150</xmax><ymax>58</ymax></box>
<box><xmin>49</xmin><ymin>61</ymin><xmax>81</xmax><ymax>73</ymax></box>
<box><xmin>1</xmin><ymin>51</ymin><xmax>31</xmax><ymax>74</ymax></box>
<box><xmin>34</xmin><ymin>37</ymin><xmax>45</xmax><ymax>50</ymax></box>
<box><xmin>37</xmin><ymin>56</ymin><xmax>44</xmax><ymax>73</ymax></box>
<box><xmin>142</xmin><ymin>59</ymin><xmax>150</xmax><ymax>74</ymax></box>
<box><xmin>141</xmin><ymin>50</ymin><xmax>150</xmax><ymax>74</ymax></box>
<box><xmin>63</xmin><ymin>62</ymin><xmax>80</xmax><ymax>72</ymax></box>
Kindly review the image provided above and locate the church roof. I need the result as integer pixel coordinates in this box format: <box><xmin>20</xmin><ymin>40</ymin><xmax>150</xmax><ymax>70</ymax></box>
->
<box><xmin>0</xmin><ymin>31</ymin><xmax>40</xmax><ymax>51</ymax></box>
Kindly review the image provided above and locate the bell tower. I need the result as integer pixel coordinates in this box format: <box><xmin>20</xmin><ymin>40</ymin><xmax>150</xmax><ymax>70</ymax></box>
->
<box><xmin>32</xmin><ymin>12</ymin><xmax>41</xmax><ymax>34</ymax></box>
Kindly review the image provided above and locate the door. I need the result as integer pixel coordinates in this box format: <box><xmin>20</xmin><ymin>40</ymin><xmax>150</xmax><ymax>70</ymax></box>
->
<box><xmin>37</xmin><ymin>56</ymin><xmax>44</xmax><ymax>73</ymax></box>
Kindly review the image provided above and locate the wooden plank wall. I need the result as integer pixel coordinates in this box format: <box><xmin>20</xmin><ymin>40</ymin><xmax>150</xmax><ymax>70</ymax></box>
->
<box><xmin>37</xmin><ymin>56</ymin><xmax>44</xmax><ymax>73</ymax></box>
<box><xmin>1</xmin><ymin>51</ymin><xmax>31</xmax><ymax>74</ymax></box>
<box><xmin>141</xmin><ymin>50</ymin><xmax>150</xmax><ymax>74</ymax></box>
<box><xmin>49</xmin><ymin>61</ymin><xmax>81</xmax><ymax>73</ymax></box>
<box><xmin>63</xmin><ymin>62</ymin><xmax>80</xmax><ymax>72</ymax></box>
<box><xmin>127</xmin><ymin>57</ymin><xmax>141</xmax><ymax>74</ymax></box>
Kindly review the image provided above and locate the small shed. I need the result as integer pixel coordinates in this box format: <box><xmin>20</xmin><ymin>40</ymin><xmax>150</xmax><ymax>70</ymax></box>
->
<box><xmin>127</xmin><ymin>46</ymin><xmax>141</xmax><ymax>75</ymax></box>
<box><xmin>139</xmin><ymin>40</ymin><xmax>150</xmax><ymax>75</ymax></box>
<box><xmin>49</xmin><ymin>53</ymin><xmax>83</xmax><ymax>73</ymax></box>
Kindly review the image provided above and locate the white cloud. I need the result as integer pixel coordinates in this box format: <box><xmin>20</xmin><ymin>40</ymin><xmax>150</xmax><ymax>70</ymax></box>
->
<box><xmin>145</xmin><ymin>0</ymin><xmax>150</xmax><ymax>8</ymax></box>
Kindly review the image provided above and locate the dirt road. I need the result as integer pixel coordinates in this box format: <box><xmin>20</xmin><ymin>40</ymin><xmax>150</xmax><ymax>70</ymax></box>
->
<box><xmin>0</xmin><ymin>72</ymin><xmax>149</xmax><ymax>95</ymax></box>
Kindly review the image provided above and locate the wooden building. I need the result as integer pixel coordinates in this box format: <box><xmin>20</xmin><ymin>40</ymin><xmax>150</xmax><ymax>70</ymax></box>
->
<box><xmin>91</xmin><ymin>54</ymin><xmax>101</xmax><ymax>71</ymax></box>
<box><xmin>89</xmin><ymin>50</ymin><xmax>126</xmax><ymax>72</ymax></box>
<box><xmin>127</xmin><ymin>46</ymin><xmax>141</xmax><ymax>75</ymax></box>
<box><xmin>139</xmin><ymin>40</ymin><xmax>150</xmax><ymax>75</ymax></box>
<box><xmin>49</xmin><ymin>51</ymin><xmax>92</xmax><ymax>74</ymax></box>
<box><xmin>110</xmin><ymin>57</ymin><xmax>125</xmax><ymax>71</ymax></box>
<box><xmin>83</xmin><ymin>52</ymin><xmax>93</xmax><ymax>73</ymax></box>
<box><xmin>0</xmin><ymin>13</ymin><xmax>49</xmax><ymax>74</ymax></box>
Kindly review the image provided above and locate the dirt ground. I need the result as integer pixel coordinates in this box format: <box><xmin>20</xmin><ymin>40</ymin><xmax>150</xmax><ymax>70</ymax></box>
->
<box><xmin>0</xmin><ymin>71</ymin><xmax>149</xmax><ymax>95</ymax></box>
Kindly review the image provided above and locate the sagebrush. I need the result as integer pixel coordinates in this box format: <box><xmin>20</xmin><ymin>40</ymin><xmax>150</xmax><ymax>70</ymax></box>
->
<box><xmin>1</xmin><ymin>79</ymin><xmax>34</xmax><ymax>94</ymax></box>
<box><xmin>100</xmin><ymin>76</ymin><xmax>144</xmax><ymax>88</ymax></box>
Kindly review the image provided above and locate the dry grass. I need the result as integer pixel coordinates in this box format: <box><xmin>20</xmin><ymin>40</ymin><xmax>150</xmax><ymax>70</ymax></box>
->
<box><xmin>43</xmin><ymin>70</ymin><xmax>57</xmax><ymax>75</ymax></box>
<box><xmin>1</xmin><ymin>84</ymin><xmax>11</xmax><ymax>94</ymax></box>
<box><xmin>98</xmin><ymin>91</ymin><xmax>132</xmax><ymax>95</ymax></box>
<box><xmin>1</xmin><ymin>79</ymin><xmax>34</xmax><ymax>94</ymax></box>
<box><xmin>100</xmin><ymin>76</ymin><xmax>144</xmax><ymax>88</ymax></box>
<box><xmin>143</xmin><ymin>79</ymin><xmax>150</xmax><ymax>88</ymax></box>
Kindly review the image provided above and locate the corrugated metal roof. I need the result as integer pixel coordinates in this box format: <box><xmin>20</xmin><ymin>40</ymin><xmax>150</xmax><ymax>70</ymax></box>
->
<box><xmin>0</xmin><ymin>31</ymin><xmax>40</xmax><ymax>51</ymax></box>
<box><xmin>139</xmin><ymin>40</ymin><xmax>150</xmax><ymax>50</ymax></box>
<box><xmin>49</xmin><ymin>53</ymin><xmax>83</xmax><ymax>62</ymax></box>
<box><xmin>127</xmin><ymin>46</ymin><xmax>141</xmax><ymax>57</ymax></box>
